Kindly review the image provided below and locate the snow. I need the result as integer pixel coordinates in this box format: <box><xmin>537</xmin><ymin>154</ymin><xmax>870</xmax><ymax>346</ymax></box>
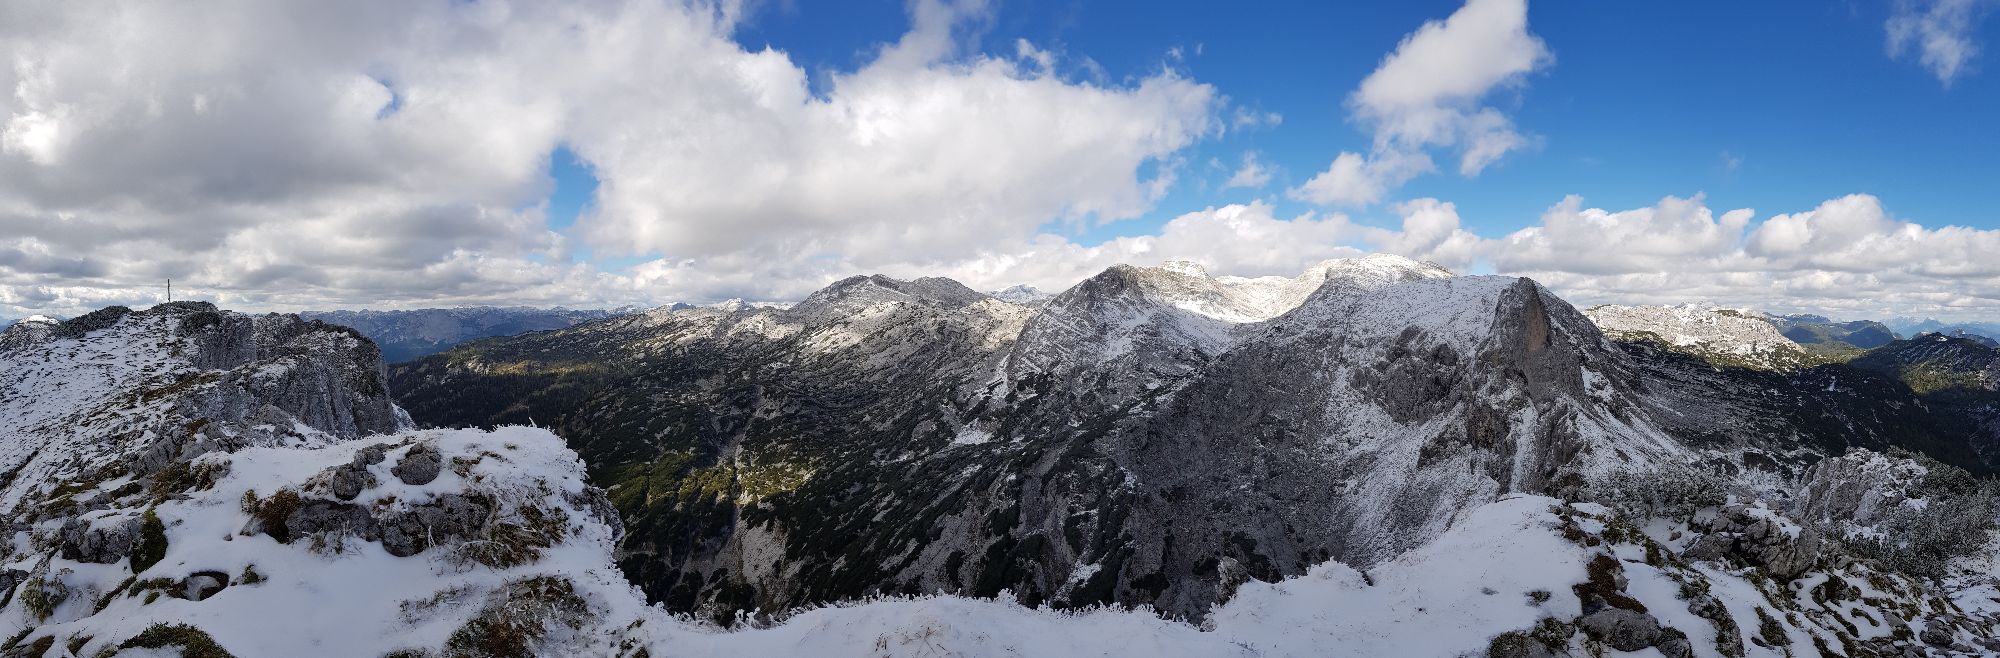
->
<box><xmin>951</xmin><ymin>425</ymin><xmax>994</xmax><ymax>445</ymax></box>
<box><xmin>1584</xmin><ymin>303</ymin><xmax>1805</xmax><ymax>369</ymax></box>
<box><xmin>5</xmin><ymin>427</ymin><xmax>636</xmax><ymax>657</ymax></box>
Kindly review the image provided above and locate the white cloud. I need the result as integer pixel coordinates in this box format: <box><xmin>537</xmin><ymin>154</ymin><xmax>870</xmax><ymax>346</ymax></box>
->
<box><xmin>1366</xmin><ymin>199</ymin><xmax>1484</xmax><ymax>271</ymax></box>
<box><xmin>1290</xmin><ymin>0</ymin><xmax>1551</xmax><ymax>207</ymax></box>
<box><xmin>1487</xmin><ymin>193</ymin><xmax>2000</xmax><ymax>321</ymax></box>
<box><xmin>1222</xmin><ymin>152</ymin><xmax>1273</xmax><ymax>189</ymax></box>
<box><xmin>1888</xmin><ymin>0</ymin><xmax>1986</xmax><ymax>86</ymax></box>
<box><xmin>1491</xmin><ymin>194</ymin><xmax>1755</xmax><ymax>276</ymax></box>
<box><xmin>919</xmin><ymin>202</ymin><xmax>1370</xmax><ymax>293</ymax></box>
<box><xmin>0</xmin><ymin>0</ymin><xmax>1220</xmax><ymax>316</ymax></box>
<box><xmin>1288</xmin><ymin>150</ymin><xmax>1433</xmax><ymax>207</ymax></box>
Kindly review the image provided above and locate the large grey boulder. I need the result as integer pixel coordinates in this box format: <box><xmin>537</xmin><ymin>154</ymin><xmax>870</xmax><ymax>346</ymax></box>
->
<box><xmin>1578</xmin><ymin>608</ymin><xmax>1661</xmax><ymax>652</ymax></box>
<box><xmin>392</xmin><ymin>443</ymin><xmax>442</xmax><ymax>486</ymax></box>
<box><xmin>380</xmin><ymin>493</ymin><xmax>493</xmax><ymax>557</ymax></box>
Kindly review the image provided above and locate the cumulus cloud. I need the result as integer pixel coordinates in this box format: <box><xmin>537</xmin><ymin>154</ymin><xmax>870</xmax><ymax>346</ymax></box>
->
<box><xmin>1488</xmin><ymin>194</ymin><xmax>2000</xmax><ymax>321</ymax></box>
<box><xmin>1288</xmin><ymin>150</ymin><xmax>1434</xmax><ymax>207</ymax></box>
<box><xmin>0</xmin><ymin>0</ymin><xmax>1218</xmax><ymax>316</ymax></box>
<box><xmin>1888</xmin><ymin>0</ymin><xmax>1987</xmax><ymax>85</ymax></box>
<box><xmin>1291</xmin><ymin>0</ymin><xmax>1551</xmax><ymax>207</ymax></box>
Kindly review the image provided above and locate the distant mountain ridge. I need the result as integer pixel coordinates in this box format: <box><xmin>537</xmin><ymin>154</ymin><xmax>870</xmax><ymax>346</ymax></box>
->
<box><xmin>1766</xmin><ymin>313</ymin><xmax>1898</xmax><ymax>350</ymax></box>
<box><xmin>301</xmin><ymin>306</ymin><xmax>627</xmax><ymax>362</ymax></box>
<box><xmin>1888</xmin><ymin>316</ymin><xmax>2000</xmax><ymax>340</ymax></box>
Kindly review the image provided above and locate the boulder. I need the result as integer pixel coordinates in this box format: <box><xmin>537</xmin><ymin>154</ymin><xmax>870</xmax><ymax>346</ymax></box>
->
<box><xmin>380</xmin><ymin>493</ymin><xmax>492</xmax><ymax>557</ymax></box>
<box><xmin>392</xmin><ymin>443</ymin><xmax>442</xmax><ymax>486</ymax></box>
<box><xmin>1920</xmin><ymin>620</ymin><xmax>1953</xmax><ymax>647</ymax></box>
<box><xmin>327</xmin><ymin>464</ymin><xmax>370</xmax><ymax>501</ymax></box>
<box><xmin>1577</xmin><ymin>608</ymin><xmax>1661</xmax><ymax>652</ymax></box>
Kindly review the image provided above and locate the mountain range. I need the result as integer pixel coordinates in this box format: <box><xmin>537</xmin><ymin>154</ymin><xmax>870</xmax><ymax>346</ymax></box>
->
<box><xmin>4</xmin><ymin>258</ymin><xmax>1999</xmax><ymax>657</ymax></box>
<box><xmin>387</xmin><ymin>255</ymin><xmax>2000</xmax><ymax>648</ymax></box>
<box><xmin>299</xmin><ymin>307</ymin><xmax>627</xmax><ymax>363</ymax></box>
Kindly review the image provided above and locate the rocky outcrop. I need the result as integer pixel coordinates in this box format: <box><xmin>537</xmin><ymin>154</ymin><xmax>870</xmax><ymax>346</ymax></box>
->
<box><xmin>0</xmin><ymin>302</ymin><xmax>410</xmax><ymax>518</ymax></box>
<box><xmin>1681</xmin><ymin>503</ymin><xmax>1824</xmax><ymax>578</ymax></box>
<box><xmin>57</xmin><ymin>516</ymin><xmax>139</xmax><ymax>564</ymax></box>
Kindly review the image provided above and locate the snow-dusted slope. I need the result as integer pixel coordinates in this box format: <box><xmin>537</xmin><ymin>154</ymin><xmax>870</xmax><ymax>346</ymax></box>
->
<box><xmin>1585</xmin><ymin>303</ymin><xmax>1810</xmax><ymax>370</ymax></box>
<box><xmin>0</xmin><ymin>303</ymin><xmax>409</xmax><ymax>513</ymax></box>
<box><xmin>2</xmin><ymin>427</ymin><xmax>636</xmax><ymax>656</ymax></box>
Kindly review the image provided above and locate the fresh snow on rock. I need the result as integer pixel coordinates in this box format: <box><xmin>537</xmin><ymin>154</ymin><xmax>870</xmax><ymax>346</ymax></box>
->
<box><xmin>986</xmin><ymin>284</ymin><xmax>1051</xmax><ymax>305</ymax></box>
<box><xmin>1585</xmin><ymin>303</ymin><xmax>1809</xmax><ymax>370</ymax></box>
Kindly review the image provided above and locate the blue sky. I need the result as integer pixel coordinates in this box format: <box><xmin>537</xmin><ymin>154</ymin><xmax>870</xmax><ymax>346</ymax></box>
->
<box><xmin>564</xmin><ymin>0</ymin><xmax>2000</xmax><ymax>245</ymax></box>
<box><xmin>7</xmin><ymin>0</ymin><xmax>2000</xmax><ymax>320</ymax></box>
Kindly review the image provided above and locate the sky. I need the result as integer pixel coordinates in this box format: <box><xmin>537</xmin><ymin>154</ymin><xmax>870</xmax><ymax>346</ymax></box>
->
<box><xmin>3</xmin><ymin>0</ymin><xmax>2000</xmax><ymax>322</ymax></box>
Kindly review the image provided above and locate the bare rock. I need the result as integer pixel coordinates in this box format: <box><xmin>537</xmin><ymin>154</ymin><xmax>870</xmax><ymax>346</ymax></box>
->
<box><xmin>380</xmin><ymin>493</ymin><xmax>492</xmax><ymax>557</ymax></box>
<box><xmin>392</xmin><ymin>443</ymin><xmax>442</xmax><ymax>486</ymax></box>
<box><xmin>1578</xmin><ymin>608</ymin><xmax>1661</xmax><ymax>652</ymax></box>
<box><xmin>58</xmin><ymin>516</ymin><xmax>139</xmax><ymax>564</ymax></box>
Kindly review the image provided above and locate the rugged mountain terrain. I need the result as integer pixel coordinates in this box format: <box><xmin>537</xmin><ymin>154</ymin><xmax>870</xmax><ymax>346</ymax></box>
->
<box><xmin>4</xmin><ymin>284</ymin><xmax>1998</xmax><ymax>656</ymax></box>
<box><xmin>1584</xmin><ymin>304</ymin><xmax>1811</xmax><ymax>371</ymax></box>
<box><xmin>301</xmin><ymin>307</ymin><xmax>625</xmax><ymax>363</ymax></box>
<box><xmin>0</xmin><ymin>303</ymin><xmax>410</xmax><ymax>510</ymax></box>
<box><xmin>1946</xmin><ymin>330</ymin><xmax>2000</xmax><ymax>348</ymax></box>
<box><xmin>395</xmin><ymin>255</ymin><xmax>1936</xmax><ymax>624</ymax></box>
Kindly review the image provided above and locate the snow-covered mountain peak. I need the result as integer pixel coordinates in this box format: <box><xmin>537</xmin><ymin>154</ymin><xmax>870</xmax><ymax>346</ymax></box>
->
<box><xmin>987</xmin><ymin>284</ymin><xmax>1051</xmax><ymax>305</ymax></box>
<box><xmin>1320</xmin><ymin>252</ymin><xmax>1454</xmax><ymax>280</ymax></box>
<box><xmin>1159</xmin><ymin>259</ymin><xmax>1210</xmax><ymax>278</ymax></box>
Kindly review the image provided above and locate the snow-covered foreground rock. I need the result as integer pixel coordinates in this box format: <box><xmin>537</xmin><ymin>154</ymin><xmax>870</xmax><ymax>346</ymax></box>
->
<box><xmin>3</xmin><ymin>427</ymin><xmax>630</xmax><ymax>656</ymax></box>
<box><xmin>19</xmin><ymin>442</ymin><xmax>1989</xmax><ymax>658</ymax></box>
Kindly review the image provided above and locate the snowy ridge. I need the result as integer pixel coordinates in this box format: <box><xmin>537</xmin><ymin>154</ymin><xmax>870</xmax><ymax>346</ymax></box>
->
<box><xmin>0</xmin><ymin>303</ymin><xmax>409</xmax><ymax>513</ymax></box>
<box><xmin>1585</xmin><ymin>303</ymin><xmax>1809</xmax><ymax>370</ymax></box>
<box><xmin>986</xmin><ymin>284</ymin><xmax>1051</xmax><ymax>305</ymax></box>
